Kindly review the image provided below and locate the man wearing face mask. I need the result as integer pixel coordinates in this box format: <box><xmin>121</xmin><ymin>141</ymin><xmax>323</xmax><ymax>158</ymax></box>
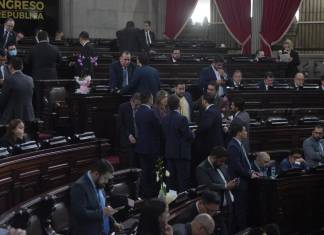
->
<box><xmin>196</xmin><ymin>146</ymin><xmax>238</xmax><ymax>235</ymax></box>
<box><xmin>70</xmin><ymin>159</ymin><xmax>122</xmax><ymax>235</ymax></box>
<box><xmin>27</xmin><ymin>30</ymin><xmax>62</xmax><ymax>80</ymax></box>
<box><xmin>6</xmin><ymin>43</ymin><xmax>17</xmax><ymax>60</ymax></box>
<box><xmin>0</xmin><ymin>57</ymin><xmax>34</xmax><ymax>125</ymax></box>
<box><xmin>303</xmin><ymin>125</ymin><xmax>324</xmax><ymax>168</ymax></box>
<box><xmin>0</xmin><ymin>18</ymin><xmax>16</xmax><ymax>49</ymax></box>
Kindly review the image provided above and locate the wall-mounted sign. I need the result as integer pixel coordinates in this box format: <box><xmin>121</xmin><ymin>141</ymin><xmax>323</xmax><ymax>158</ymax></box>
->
<box><xmin>0</xmin><ymin>0</ymin><xmax>59</xmax><ymax>36</ymax></box>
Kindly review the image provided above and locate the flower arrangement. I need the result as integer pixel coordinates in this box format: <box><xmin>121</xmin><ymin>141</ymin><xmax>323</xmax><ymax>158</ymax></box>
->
<box><xmin>155</xmin><ymin>158</ymin><xmax>171</xmax><ymax>199</ymax></box>
<box><xmin>74</xmin><ymin>55</ymin><xmax>98</xmax><ymax>94</ymax></box>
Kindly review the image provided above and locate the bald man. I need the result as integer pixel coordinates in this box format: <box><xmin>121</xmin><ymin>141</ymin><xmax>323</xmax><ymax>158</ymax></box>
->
<box><xmin>292</xmin><ymin>72</ymin><xmax>305</xmax><ymax>91</ymax></box>
<box><xmin>251</xmin><ymin>152</ymin><xmax>275</xmax><ymax>177</ymax></box>
<box><xmin>173</xmin><ymin>213</ymin><xmax>215</xmax><ymax>235</ymax></box>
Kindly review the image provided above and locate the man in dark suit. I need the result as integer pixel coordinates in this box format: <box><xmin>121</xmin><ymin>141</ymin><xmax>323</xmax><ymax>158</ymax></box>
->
<box><xmin>230</xmin><ymin>96</ymin><xmax>250</xmax><ymax>153</ymax></box>
<box><xmin>135</xmin><ymin>92</ymin><xmax>161</xmax><ymax>198</ymax></box>
<box><xmin>122</xmin><ymin>53</ymin><xmax>160</xmax><ymax>96</ymax></box>
<box><xmin>116</xmin><ymin>21</ymin><xmax>140</xmax><ymax>53</ymax></box>
<box><xmin>70</xmin><ymin>159</ymin><xmax>121</xmax><ymax>235</ymax></box>
<box><xmin>0</xmin><ymin>57</ymin><xmax>34</xmax><ymax>124</ymax></box>
<box><xmin>74</xmin><ymin>31</ymin><xmax>97</xmax><ymax>78</ymax></box>
<box><xmin>0</xmin><ymin>49</ymin><xmax>8</xmax><ymax>82</ymax></box>
<box><xmin>110</xmin><ymin>51</ymin><xmax>137</xmax><ymax>91</ymax></box>
<box><xmin>195</xmin><ymin>94</ymin><xmax>224</xmax><ymax>166</ymax></box>
<box><xmin>170</xmin><ymin>48</ymin><xmax>181</xmax><ymax>63</ymax></box>
<box><xmin>118</xmin><ymin>93</ymin><xmax>141</xmax><ymax>167</ymax></box>
<box><xmin>161</xmin><ymin>95</ymin><xmax>194</xmax><ymax>192</ymax></box>
<box><xmin>174</xmin><ymin>81</ymin><xmax>193</xmax><ymax>122</ymax></box>
<box><xmin>258</xmin><ymin>72</ymin><xmax>274</xmax><ymax>91</ymax></box>
<box><xmin>251</xmin><ymin>152</ymin><xmax>273</xmax><ymax>177</ymax></box>
<box><xmin>194</xmin><ymin>81</ymin><xmax>222</xmax><ymax>111</ymax></box>
<box><xmin>226</xmin><ymin>70</ymin><xmax>244</xmax><ymax>90</ymax></box>
<box><xmin>27</xmin><ymin>30</ymin><xmax>62</xmax><ymax>80</ymax></box>
<box><xmin>172</xmin><ymin>190</ymin><xmax>221</xmax><ymax>225</ymax></box>
<box><xmin>0</xmin><ymin>18</ymin><xmax>16</xmax><ymax>49</ymax></box>
<box><xmin>196</xmin><ymin>147</ymin><xmax>238</xmax><ymax>235</ymax></box>
<box><xmin>138</xmin><ymin>20</ymin><xmax>155</xmax><ymax>52</ymax></box>
<box><xmin>227</xmin><ymin>123</ymin><xmax>259</xmax><ymax>231</ymax></box>
<box><xmin>291</xmin><ymin>72</ymin><xmax>304</xmax><ymax>91</ymax></box>
<box><xmin>173</xmin><ymin>213</ymin><xmax>215</xmax><ymax>235</ymax></box>
<box><xmin>199</xmin><ymin>56</ymin><xmax>227</xmax><ymax>97</ymax></box>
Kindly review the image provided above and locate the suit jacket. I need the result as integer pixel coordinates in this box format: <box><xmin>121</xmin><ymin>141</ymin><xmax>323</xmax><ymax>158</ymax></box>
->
<box><xmin>0</xmin><ymin>64</ymin><xmax>10</xmax><ymax>80</ymax></box>
<box><xmin>76</xmin><ymin>42</ymin><xmax>97</xmax><ymax>77</ymax></box>
<box><xmin>286</xmin><ymin>49</ymin><xmax>300</xmax><ymax>78</ymax></box>
<box><xmin>116</xmin><ymin>28</ymin><xmax>140</xmax><ymax>52</ymax></box>
<box><xmin>226</xmin><ymin>79</ymin><xmax>244</xmax><ymax>90</ymax></box>
<box><xmin>227</xmin><ymin>138</ymin><xmax>251</xmax><ymax>191</ymax></box>
<box><xmin>135</xmin><ymin>105</ymin><xmax>161</xmax><ymax>155</ymax></box>
<box><xmin>171</xmin><ymin>203</ymin><xmax>198</xmax><ymax>224</ymax></box>
<box><xmin>109</xmin><ymin>61</ymin><xmax>137</xmax><ymax>90</ymax></box>
<box><xmin>0</xmin><ymin>27</ymin><xmax>16</xmax><ymax>49</ymax></box>
<box><xmin>199</xmin><ymin>66</ymin><xmax>227</xmax><ymax>95</ymax></box>
<box><xmin>138</xmin><ymin>30</ymin><xmax>155</xmax><ymax>51</ymax></box>
<box><xmin>231</xmin><ymin>111</ymin><xmax>250</xmax><ymax>152</ymax></box>
<box><xmin>161</xmin><ymin>110</ymin><xmax>194</xmax><ymax>161</ymax></box>
<box><xmin>196</xmin><ymin>105</ymin><xmax>224</xmax><ymax>150</ymax></box>
<box><xmin>122</xmin><ymin>65</ymin><xmax>160</xmax><ymax>95</ymax></box>
<box><xmin>28</xmin><ymin>42</ymin><xmax>62</xmax><ymax>80</ymax></box>
<box><xmin>70</xmin><ymin>173</ymin><xmax>105</xmax><ymax>235</ymax></box>
<box><xmin>196</xmin><ymin>159</ymin><xmax>233</xmax><ymax>206</ymax></box>
<box><xmin>173</xmin><ymin>223</ymin><xmax>192</xmax><ymax>235</ymax></box>
<box><xmin>258</xmin><ymin>81</ymin><xmax>274</xmax><ymax>91</ymax></box>
<box><xmin>0</xmin><ymin>71</ymin><xmax>34</xmax><ymax>124</ymax></box>
<box><xmin>118</xmin><ymin>101</ymin><xmax>135</xmax><ymax>147</ymax></box>
<box><xmin>303</xmin><ymin>136</ymin><xmax>324</xmax><ymax>167</ymax></box>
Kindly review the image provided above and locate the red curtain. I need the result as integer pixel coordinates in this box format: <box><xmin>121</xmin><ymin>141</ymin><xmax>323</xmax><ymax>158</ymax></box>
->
<box><xmin>213</xmin><ymin>0</ymin><xmax>251</xmax><ymax>54</ymax></box>
<box><xmin>260</xmin><ymin>0</ymin><xmax>302</xmax><ymax>56</ymax></box>
<box><xmin>164</xmin><ymin>0</ymin><xmax>198</xmax><ymax>39</ymax></box>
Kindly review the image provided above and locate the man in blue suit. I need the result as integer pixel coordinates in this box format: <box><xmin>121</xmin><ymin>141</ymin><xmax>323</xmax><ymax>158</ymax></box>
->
<box><xmin>118</xmin><ymin>93</ymin><xmax>141</xmax><ymax>167</ymax></box>
<box><xmin>109</xmin><ymin>51</ymin><xmax>137</xmax><ymax>91</ymax></box>
<box><xmin>174</xmin><ymin>81</ymin><xmax>193</xmax><ymax>122</ymax></box>
<box><xmin>227</xmin><ymin>123</ymin><xmax>259</xmax><ymax>232</ymax></box>
<box><xmin>194</xmin><ymin>94</ymin><xmax>224</xmax><ymax>167</ymax></box>
<box><xmin>70</xmin><ymin>159</ymin><xmax>122</xmax><ymax>235</ymax></box>
<box><xmin>199</xmin><ymin>56</ymin><xmax>228</xmax><ymax>97</ymax></box>
<box><xmin>279</xmin><ymin>149</ymin><xmax>307</xmax><ymax>173</ymax></box>
<box><xmin>135</xmin><ymin>92</ymin><xmax>161</xmax><ymax>198</ymax></box>
<box><xmin>122</xmin><ymin>53</ymin><xmax>160</xmax><ymax>96</ymax></box>
<box><xmin>161</xmin><ymin>94</ymin><xmax>194</xmax><ymax>192</ymax></box>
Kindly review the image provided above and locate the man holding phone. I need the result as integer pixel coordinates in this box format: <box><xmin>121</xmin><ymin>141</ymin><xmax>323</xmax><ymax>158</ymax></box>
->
<box><xmin>70</xmin><ymin>159</ymin><xmax>122</xmax><ymax>235</ymax></box>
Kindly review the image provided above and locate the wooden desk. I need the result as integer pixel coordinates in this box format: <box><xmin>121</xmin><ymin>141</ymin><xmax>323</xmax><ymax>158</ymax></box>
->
<box><xmin>249</xmin><ymin>172</ymin><xmax>324</xmax><ymax>234</ymax></box>
<box><xmin>0</xmin><ymin>139</ymin><xmax>109</xmax><ymax>213</ymax></box>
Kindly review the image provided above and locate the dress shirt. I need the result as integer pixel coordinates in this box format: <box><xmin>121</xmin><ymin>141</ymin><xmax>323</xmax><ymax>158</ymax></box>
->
<box><xmin>179</xmin><ymin>96</ymin><xmax>190</xmax><ymax>121</ymax></box>
<box><xmin>211</xmin><ymin>65</ymin><xmax>224</xmax><ymax>97</ymax></box>
<box><xmin>122</xmin><ymin>67</ymin><xmax>128</xmax><ymax>87</ymax></box>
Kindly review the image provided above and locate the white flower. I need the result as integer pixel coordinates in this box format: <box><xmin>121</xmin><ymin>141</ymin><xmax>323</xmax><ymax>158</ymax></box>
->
<box><xmin>156</xmin><ymin>174</ymin><xmax>159</xmax><ymax>182</ymax></box>
<box><xmin>165</xmin><ymin>170</ymin><xmax>170</xmax><ymax>177</ymax></box>
<box><xmin>162</xmin><ymin>182</ymin><xmax>166</xmax><ymax>188</ymax></box>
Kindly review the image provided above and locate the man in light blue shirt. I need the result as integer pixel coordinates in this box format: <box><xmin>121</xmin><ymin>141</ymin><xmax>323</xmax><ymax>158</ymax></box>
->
<box><xmin>303</xmin><ymin>125</ymin><xmax>324</xmax><ymax>167</ymax></box>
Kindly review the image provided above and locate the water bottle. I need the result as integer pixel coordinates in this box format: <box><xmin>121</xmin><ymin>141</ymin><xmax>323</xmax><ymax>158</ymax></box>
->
<box><xmin>270</xmin><ymin>166</ymin><xmax>276</xmax><ymax>179</ymax></box>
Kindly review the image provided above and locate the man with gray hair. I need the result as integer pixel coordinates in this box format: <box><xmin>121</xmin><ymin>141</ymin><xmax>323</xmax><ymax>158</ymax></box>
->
<box><xmin>0</xmin><ymin>18</ymin><xmax>16</xmax><ymax>49</ymax></box>
<box><xmin>173</xmin><ymin>213</ymin><xmax>215</xmax><ymax>235</ymax></box>
<box><xmin>251</xmin><ymin>152</ymin><xmax>274</xmax><ymax>177</ymax></box>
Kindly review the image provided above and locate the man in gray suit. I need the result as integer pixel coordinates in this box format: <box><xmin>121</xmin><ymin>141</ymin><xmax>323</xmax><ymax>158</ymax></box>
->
<box><xmin>303</xmin><ymin>125</ymin><xmax>324</xmax><ymax>167</ymax></box>
<box><xmin>196</xmin><ymin>146</ymin><xmax>238</xmax><ymax>235</ymax></box>
<box><xmin>0</xmin><ymin>57</ymin><xmax>35</xmax><ymax>124</ymax></box>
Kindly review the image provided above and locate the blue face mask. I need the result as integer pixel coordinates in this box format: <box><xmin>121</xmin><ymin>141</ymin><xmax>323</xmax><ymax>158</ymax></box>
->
<box><xmin>8</xmin><ymin>49</ymin><xmax>17</xmax><ymax>57</ymax></box>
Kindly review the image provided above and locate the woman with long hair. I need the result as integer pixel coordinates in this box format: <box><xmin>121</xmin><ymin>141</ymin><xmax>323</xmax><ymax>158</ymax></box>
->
<box><xmin>153</xmin><ymin>90</ymin><xmax>169</xmax><ymax>121</ymax></box>
<box><xmin>0</xmin><ymin>119</ymin><xmax>26</xmax><ymax>148</ymax></box>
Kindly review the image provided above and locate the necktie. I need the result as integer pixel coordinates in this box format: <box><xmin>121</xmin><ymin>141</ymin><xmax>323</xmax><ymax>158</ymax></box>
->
<box><xmin>216</xmin><ymin>169</ymin><xmax>234</xmax><ymax>205</ymax></box>
<box><xmin>241</xmin><ymin>143</ymin><xmax>252</xmax><ymax>170</ymax></box>
<box><xmin>3</xmin><ymin>30</ymin><xmax>8</xmax><ymax>48</ymax></box>
<box><xmin>122</xmin><ymin>68</ymin><xmax>128</xmax><ymax>87</ymax></box>
<box><xmin>319</xmin><ymin>142</ymin><xmax>324</xmax><ymax>157</ymax></box>
<box><xmin>97</xmin><ymin>189</ymin><xmax>110</xmax><ymax>235</ymax></box>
